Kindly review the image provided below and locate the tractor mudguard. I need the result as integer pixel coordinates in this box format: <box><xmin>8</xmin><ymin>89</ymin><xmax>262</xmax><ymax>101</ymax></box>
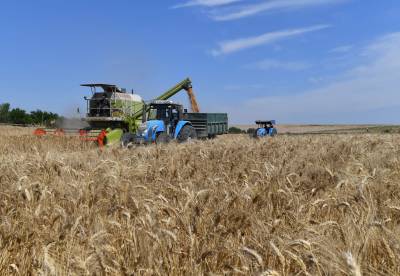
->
<box><xmin>256</xmin><ymin>128</ymin><xmax>267</xmax><ymax>137</ymax></box>
<box><xmin>145</xmin><ymin>120</ymin><xmax>165</xmax><ymax>142</ymax></box>
<box><xmin>174</xmin><ymin>121</ymin><xmax>191</xmax><ymax>139</ymax></box>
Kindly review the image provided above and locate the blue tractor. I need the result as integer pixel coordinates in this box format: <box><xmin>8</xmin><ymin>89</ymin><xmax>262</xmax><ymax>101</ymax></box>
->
<box><xmin>253</xmin><ymin>120</ymin><xmax>278</xmax><ymax>138</ymax></box>
<box><xmin>124</xmin><ymin>100</ymin><xmax>197</xmax><ymax>145</ymax></box>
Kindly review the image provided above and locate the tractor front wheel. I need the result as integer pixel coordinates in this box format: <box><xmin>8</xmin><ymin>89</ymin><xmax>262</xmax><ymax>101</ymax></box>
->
<box><xmin>252</xmin><ymin>128</ymin><xmax>261</xmax><ymax>138</ymax></box>
<box><xmin>156</xmin><ymin>132</ymin><xmax>170</xmax><ymax>144</ymax></box>
<box><xmin>178</xmin><ymin>125</ymin><xmax>197</xmax><ymax>143</ymax></box>
<box><xmin>121</xmin><ymin>132</ymin><xmax>135</xmax><ymax>148</ymax></box>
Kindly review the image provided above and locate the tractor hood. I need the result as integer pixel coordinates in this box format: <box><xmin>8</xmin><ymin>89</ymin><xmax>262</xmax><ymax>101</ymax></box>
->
<box><xmin>137</xmin><ymin>120</ymin><xmax>165</xmax><ymax>141</ymax></box>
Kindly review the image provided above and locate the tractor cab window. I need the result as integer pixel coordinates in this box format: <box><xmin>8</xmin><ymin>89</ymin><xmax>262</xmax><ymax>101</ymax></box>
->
<box><xmin>164</xmin><ymin>108</ymin><xmax>170</xmax><ymax>119</ymax></box>
<box><xmin>146</xmin><ymin>104</ymin><xmax>181</xmax><ymax>122</ymax></box>
<box><xmin>147</xmin><ymin>107</ymin><xmax>158</xmax><ymax>120</ymax></box>
<box><xmin>171</xmin><ymin>109</ymin><xmax>179</xmax><ymax>121</ymax></box>
<box><xmin>147</xmin><ymin>105</ymin><xmax>170</xmax><ymax>121</ymax></box>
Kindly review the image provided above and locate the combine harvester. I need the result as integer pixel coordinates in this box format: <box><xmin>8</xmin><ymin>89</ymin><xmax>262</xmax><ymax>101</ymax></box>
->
<box><xmin>34</xmin><ymin>78</ymin><xmax>228</xmax><ymax>146</ymax></box>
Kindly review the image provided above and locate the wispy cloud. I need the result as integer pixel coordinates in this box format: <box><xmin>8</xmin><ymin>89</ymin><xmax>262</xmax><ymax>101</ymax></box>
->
<box><xmin>330</xmin><ymin>45</ymin><xmax>354</xmax><ymax>53</ymax></box>
<box><xmin>235</xmin><ymin>32</ymin><xmax>400</xmax><ymax>124</ymax></box>
<box><xmin>213</xmin><ymin>0</ymin><xmax>348</xmax><ymax>21</ymax></box>
<box><xmin>211</xmin><ymin>25</ymin><xmax>330</xmax><ymax>56</ymax></box>
<box><xmin>172</xmin><ymin>0</ymin><xmax>242</xmax><ymax>9</ymax></box>
<box><xmin>246</xmin><ymin>59</ymin><xmax>310</xmax><ymax>71</ymax></box>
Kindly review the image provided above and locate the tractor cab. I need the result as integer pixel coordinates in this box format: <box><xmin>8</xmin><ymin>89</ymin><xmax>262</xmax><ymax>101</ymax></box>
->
<box><xmin>143</xmin><ymin>100</ymin><xmax>184</xmax><ymax>135</ymax></box>
<box><xmin>254</xmin><ymin>120</ymin><xmax>277</xmax><ymax>137</ymax></box>
<box><xmin>136</xmin><ymin>100</ymin><xmax>196</xmax><ymax>144</ymax></box>
<box><xmin>256</xmin><ymin>120</ymin><xmax>275</xmax><ymax>130</ymax></box>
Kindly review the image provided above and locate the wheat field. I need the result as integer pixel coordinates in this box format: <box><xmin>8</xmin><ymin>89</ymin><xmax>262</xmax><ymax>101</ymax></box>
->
<box><xmin>0</xmin><ymin>126</ymin><xmax>399</xmax><ymax>275</ymax></box>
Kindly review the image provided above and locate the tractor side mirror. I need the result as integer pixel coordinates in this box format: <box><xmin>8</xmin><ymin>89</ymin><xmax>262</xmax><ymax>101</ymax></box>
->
<box><xmin>184</xmin><ymin>109</ymin><xmax>188</xmax><ymax>113</ymax></box>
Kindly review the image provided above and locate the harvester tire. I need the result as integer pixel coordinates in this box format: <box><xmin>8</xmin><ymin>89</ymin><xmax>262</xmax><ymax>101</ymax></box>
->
<box><xmin>156</xmin><ymin>132</ymin><xmax>170</xmax><ymax>144</ymax></box>
<box><xmin>121</xmin><ymin>132</ymin><xmax>135</xmax><ymax>148</ymax></box>
<box><xmin>178</xmin><ymin>125</ymin><xmax>197</xmax><ymax>143</ymax></box>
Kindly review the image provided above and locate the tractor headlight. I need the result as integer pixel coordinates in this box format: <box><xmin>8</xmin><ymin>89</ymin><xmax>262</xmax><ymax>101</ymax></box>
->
<box><xmin>138</xmin><ymin>122</ymin><xmax>147</xmax><ymax>132</ymax></box>
<box><xmin>138</xmin><ymin>122</ymin><xmax>148</xmax><ymax>137</ymax></box>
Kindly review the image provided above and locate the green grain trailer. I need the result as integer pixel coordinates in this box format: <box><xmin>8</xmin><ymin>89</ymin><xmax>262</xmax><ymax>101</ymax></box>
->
<box><xmin>183</xmin><ymin>112</ymin><xmax>228</xmax><ymax>138</ymax></box>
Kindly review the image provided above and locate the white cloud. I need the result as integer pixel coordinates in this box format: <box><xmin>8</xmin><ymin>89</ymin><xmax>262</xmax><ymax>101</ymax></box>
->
<box><xmin>172</xmin><ymin>0</ymin><xmax>241</xmax><ymax>9</ymax></box>
<box><xmin>213</xmin><ymin>0</ymin><xmax>348</xmax><ymax>21</ymax></box>
<box><xmin>247</xmin><ymin>59</ymin><xmax>310</xmax><ymax>71</ymax></box>
<box><xmin>235</xmin><ymin>32</ymin><xmax>400</xmax><ymax>124</ymax></box>
<box><xmin>211</xmin><ymin>25</ymin><xmax>330</xmax><ymax>56</ymax></box>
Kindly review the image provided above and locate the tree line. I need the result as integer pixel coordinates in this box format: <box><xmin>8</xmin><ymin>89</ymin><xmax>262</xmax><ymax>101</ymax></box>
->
<box><xmin>228</xmin><ymin>126</ymin><xmax>256</xmax><ymax>134</ymax></box>
<box><xmin>0</xmin><ymin>103</ymin><xmax>59</xmax><ymax>126</ymax></box>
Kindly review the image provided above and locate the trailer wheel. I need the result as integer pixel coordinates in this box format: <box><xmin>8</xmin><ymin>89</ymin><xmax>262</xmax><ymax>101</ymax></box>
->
<box><xmin>156</xmin><ymin>132</ymin><xmax>170</xmax><ymax>144</ymax></box>
<box><xmin>178</xmin><ymin>125</ymin><xmax>197</xmax><ymax>143</ymax></box>
<box><xmin>121</xmin><ymin>132</ymin><xmax>135</xmax><ymax>148</ymax></box>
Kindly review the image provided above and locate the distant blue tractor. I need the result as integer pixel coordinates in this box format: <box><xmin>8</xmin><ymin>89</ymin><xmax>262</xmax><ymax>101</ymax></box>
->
<box><xmin>253</xmin><ymin>120</ymin><xmax>277</xmax><ymax>138</ymax></box>
<box><xmin>126</xmin><ymin>100</ymin><xmax>197</xmax><ymax>145</ymax></box>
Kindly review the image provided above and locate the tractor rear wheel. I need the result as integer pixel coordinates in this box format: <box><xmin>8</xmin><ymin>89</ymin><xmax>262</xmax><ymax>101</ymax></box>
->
<box><xmin>156</xmin><ymin>132</ymin><xmax>170</xmax><ymax>144</ymax></box>
<box><xmin>178</xmin><ymin>125</ymin><xmax>197</xmax><ymax>143</ymax></box>
<box><xmin>270</xmin><ymin>128</ymin><xmax>278</xmax><ymax>136</ymax></box>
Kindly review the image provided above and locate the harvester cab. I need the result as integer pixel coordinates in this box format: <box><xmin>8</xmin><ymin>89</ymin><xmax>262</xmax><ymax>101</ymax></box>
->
<box><xmin>81</xmin><ymin>83</ymin><xmax>143</xmax><ymax>130</ymax></box>
<box><xmin>133</xmin><ymin>100</ymin><xmax>197</xmax><ymax>145</ymax></box>
<box><xmin>254</xmin><ymin>120</ymin><xmax>277</xmax><ymax>138</ymax></box>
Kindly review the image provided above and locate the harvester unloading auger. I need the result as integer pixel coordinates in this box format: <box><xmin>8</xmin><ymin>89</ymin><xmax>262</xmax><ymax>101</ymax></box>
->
<box><xmin>34</xmin><ymin>78</ymin><xmax>201</xmax><ymax>146</ymax></box>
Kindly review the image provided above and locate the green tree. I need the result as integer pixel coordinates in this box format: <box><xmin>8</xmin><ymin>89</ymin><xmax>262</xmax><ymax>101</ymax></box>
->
<box><xmin>247</xmin><ymin>128</ymin><xmax>256</xmax><ymax>134</ymax></box>
<box><xmin>0</xmin><ymin>103</ymin><xmax>10</xmax><ymax>123</ymax></box>
<box><xmin>8</xmin><ymin>108</ymin><xmax>31</xmax><ymax>125</ymax></box>
<box><xmin>228</xmin><ymin>126</ymin><xmax>245</xmax><ymax>134</ymax></box>
<box><xmin>30</xmin><ymin>110</ymin><xmax>59</xmax><ymax>126</ymax></box>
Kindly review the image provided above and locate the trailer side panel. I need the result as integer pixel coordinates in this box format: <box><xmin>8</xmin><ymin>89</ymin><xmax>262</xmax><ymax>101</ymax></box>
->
<box><xmin>183</xmin><ymin>113</ymin><xmax>228</xmax><ymax>138</ymax></box>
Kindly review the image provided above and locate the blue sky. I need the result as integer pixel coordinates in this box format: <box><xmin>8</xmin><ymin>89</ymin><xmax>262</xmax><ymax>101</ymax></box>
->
<box><xmin>1</xmin><ymin>0</ymin><xmax>400</xmax><ymax>124</ymax></box>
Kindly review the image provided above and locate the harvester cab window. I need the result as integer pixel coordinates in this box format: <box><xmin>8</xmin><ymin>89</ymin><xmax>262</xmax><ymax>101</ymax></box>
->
<box><xmin>89</xmin><ymin>92</ymin><xmax>111</xmax><ymax>117</ymax></box>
